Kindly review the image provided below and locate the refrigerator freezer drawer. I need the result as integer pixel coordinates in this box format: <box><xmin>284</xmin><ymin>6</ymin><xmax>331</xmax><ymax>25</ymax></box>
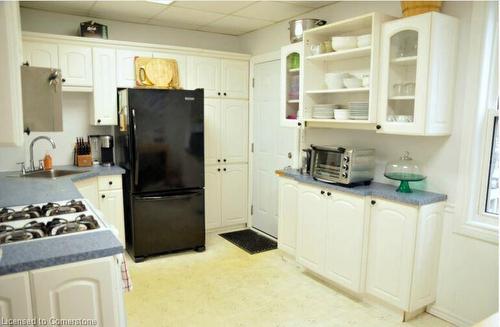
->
<box><xmin>131</xmin><ymin>189</ymin><xmax>205</xmax><ymax>258</ymax></box>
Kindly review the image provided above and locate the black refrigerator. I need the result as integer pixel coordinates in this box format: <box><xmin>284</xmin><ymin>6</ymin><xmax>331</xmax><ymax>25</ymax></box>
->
<box><xmin>115</xmin><ymin>88</ymin><xmax>205</xmax><ymax>262</ymax></box>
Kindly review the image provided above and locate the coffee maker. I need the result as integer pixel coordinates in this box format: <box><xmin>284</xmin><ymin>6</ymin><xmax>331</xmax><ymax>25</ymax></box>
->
<box><xmin>100</xmin><ymin>135</ymin><xmax>114</xmax><ymax>166</ymax></box>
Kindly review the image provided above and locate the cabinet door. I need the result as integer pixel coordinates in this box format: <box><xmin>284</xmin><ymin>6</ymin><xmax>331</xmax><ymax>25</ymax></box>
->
<box><xmin>205</xmin><ymin>165</ymin><xmax>222</xmax><ymax>229</ymax></box>
<box><xmin>221</xmin><ymin>100</ymin><xmax>248</xmax><ymax>164</ymax></box>
<box><xmin>277</xmin><ymin>178</ymin><xmax>298</xmax><ymax>255</ymax></box>
<box><xmin>99</xmin><ymin>189</ymin><xmax>125</xmax><ymax>245</ymax></box>
<box><xmin>116</xmin><ymin>49</ymin><xmax>153</xmax><ymax>88</ymax></box>
<box><xmin>92</xmin><ymin>47</ymin><xmax>117</xmax><ymax>125</ymax></box>
<box><xmin>0</xmin><ymin>272</ymin><xmax>33</xmax><ymax>320</ymax></box>
<box><xmin>153</xmin><ymin>51</ymin><xmax>188</xmax><ymax>88</ymax></box>
<box><xmin>221</xmin><ymin>164</ymin><xmax>247</xmax><ymax>226</ymax></box>
<box><xmin>23</xmin><ymin>41</ymin><xmax>58</xmax><ymax>68</ymax></box>
<box><xmin>204</xmin><ymin>98</ymin><xmax>221</xmax><ymax>165</ymax></box>
<box><xmin>377</xmin><ymin>14</ymin><xmax>432</xmax><ymax>135</ymax></box>
<box><xmin>187</xmin><ymin>56</ymin><xmax>221</xmax><ymax>97</ymax></box>
<box><xmin>31</xmin><ymin>257</ymin><xmax>122</xmax><ymax>327</ymax></box>
<box><xmin>74</xmin><ymin>177</ymin><xmax>99</xmax><ymax>209</ymax></box>
<box><xmin>58</xmin><ymin>44</ymin><xmax>93</xmax><ymax>86</ymax></box>
<box><xmin>324</xmin><ymin>191</ymin><xmax>366</xmax><ymax>292</ymax></box>
<box><xmin>366</xmin><ymin>198</ymin><xmax>418</xmax><ymax>310</ymax></box>
<box><xmin>296</xmin><ymin>184</ymin><xmax>326</xmax><ymax>273</ymax></box>
<box><xmin>221</xmin><ymin>59</ymin><xmax>248</xmax><ymax>99</ymax></box>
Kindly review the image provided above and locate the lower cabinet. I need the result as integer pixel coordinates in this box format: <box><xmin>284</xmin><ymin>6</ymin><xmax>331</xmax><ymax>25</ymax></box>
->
<box><xmin>277</xmin><ymin>178</ymin><xmax>298</xmax><ymax>255</ymax></box>
<box><xmin>205</xmin><ymin>164</ymin><xmax>248</xmax><ymax>230</ymax></box>
<box><xmin>0</xmin><ymin>257</ymin><xmax>125</xmax><ymax>327</ymax></box>
<box><xmin>366</xmin><ymin>198</ymin><xmax>444</xmax><ymax>312</ymax></box>
<box><xmin>0</xmin><ymin>272</ymin><xmax>33</xmax><ymax>321</ymax></box>
<box><xmin>74</xmin><ymin>175</ymin><xmax>125</xmax><ymax>245</ymax></box>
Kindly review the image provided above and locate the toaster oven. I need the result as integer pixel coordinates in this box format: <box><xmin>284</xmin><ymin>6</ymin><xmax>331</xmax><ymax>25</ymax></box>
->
<box><xmin>311</xmin><ymin>145</ymin><xmax>375</xmax><ymax>185</ymax></box>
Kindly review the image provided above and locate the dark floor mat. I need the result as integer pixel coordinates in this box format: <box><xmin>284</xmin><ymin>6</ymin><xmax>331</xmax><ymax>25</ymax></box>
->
<box><xmin>219</xmin><ymin>229</ymin><xmax>277</xmax><ymax>254</ymax></box>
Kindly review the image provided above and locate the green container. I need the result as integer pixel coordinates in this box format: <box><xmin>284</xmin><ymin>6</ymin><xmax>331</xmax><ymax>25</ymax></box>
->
<box><xmin>289</xmin><ymin>53</ymin><xmax>300</xmax><ymax>70</ymax></box>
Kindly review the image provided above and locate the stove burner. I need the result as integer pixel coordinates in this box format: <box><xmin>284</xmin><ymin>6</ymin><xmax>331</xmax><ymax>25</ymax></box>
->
<box><xmin>0</xmin><ymin>205</ymin><xmax>42</xmax><ymax>223</ymax></box>
<box><xmin>47</xmin><ymin>215</ymin><xmax>99</xmax><ymax>236</ymax></box>
<box><xmin>42</xmin><ymin>200</ymin><xmax>86</xmax><ymax>217</ymax></box>
<box><xmin>0</xmin><ymin>221</ymin><xmax>46</xmax><ymax>244</ymax></box>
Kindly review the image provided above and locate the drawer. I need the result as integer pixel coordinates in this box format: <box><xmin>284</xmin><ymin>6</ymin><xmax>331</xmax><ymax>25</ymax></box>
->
<box><xmin>98</xmin><ymin>175</ymin><xmax>122</xmax><ymax>191</ymax></box>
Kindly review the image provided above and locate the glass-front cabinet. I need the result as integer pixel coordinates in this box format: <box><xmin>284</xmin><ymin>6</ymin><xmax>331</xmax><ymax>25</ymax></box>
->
<box><xmin>377</xmin><ymin>12</ymin><xmax>458</xmax><ymax>135</ymax></box>
<box><xmin>281</xmin><ymin>43</ymin><xmax>303</xmax><ymax>127</ymax></box>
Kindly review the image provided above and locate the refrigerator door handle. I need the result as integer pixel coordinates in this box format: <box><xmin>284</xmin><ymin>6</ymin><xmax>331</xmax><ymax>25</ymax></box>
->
<box><xmin>136</xmin><ymin>192</ymin><xmax>201</xmax><ymax>201</ymax></box>
<box><xmin>131</xmin><ymin>108</ymin><xmax>139</xmax><ymax>186</ymax></box>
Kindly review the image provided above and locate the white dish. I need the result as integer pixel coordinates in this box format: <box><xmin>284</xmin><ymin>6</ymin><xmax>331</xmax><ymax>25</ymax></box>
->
<box><xmin>343</xmin><ymin>77</ymin><xmax>362</xmax><ymax>89</ymax></box>
<box><xmin>357</xmin><ymin>34</ymin><xmax>372</xmax><ymax>48</ymax></box>
<box><xmin>325</xmin><ymin>73</ymin><xmax>347</xmax><ymax>89</ymax></box>
<box><xmin>331</xmin><ymin>36</ymin><xmax>357</xmax><ymax>51</ymax></box>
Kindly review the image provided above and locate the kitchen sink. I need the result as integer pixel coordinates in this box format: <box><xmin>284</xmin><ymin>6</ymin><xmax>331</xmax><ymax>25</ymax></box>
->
<box><xmin>20</xmin><ymin>169</ymin><xmax>88</xmax><ymax>179</ymax></box>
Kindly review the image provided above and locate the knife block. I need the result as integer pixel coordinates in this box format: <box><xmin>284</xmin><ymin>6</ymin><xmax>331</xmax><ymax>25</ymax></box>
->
<box><xmin>74</xmin><ymin>146</ymin><xmax>93</xmax><ymax>167</ymax></box>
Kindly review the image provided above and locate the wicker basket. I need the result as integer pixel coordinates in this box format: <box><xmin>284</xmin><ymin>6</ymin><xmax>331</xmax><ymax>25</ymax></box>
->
<box><xmin>401</xmin><ymin>1</ymin><xmax>442</xmax><ymax>17</ymax></box>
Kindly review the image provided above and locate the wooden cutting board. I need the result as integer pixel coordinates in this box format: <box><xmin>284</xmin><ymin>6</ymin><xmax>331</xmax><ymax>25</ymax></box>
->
<box><xmin>135</xmin><ymin>57</ymin><xmax>181</xmax><ymax>89</ymax></box>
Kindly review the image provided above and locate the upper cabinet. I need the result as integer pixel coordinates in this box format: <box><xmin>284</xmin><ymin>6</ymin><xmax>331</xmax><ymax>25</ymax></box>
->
<box><xmin>280</xmin><ymin>42</ymin><xmax>303</xmax><ymax>128</ymax></box>
<box><xmin>376</xmin><ymin>12</ymin><xmax>458</xmax><ymax>135</ymax></box>
<box><xmin>92</xmin><ymin>47</ymin><xmax>117</xmax><ymax>125</ymax></box>
<box><xmin>116</xmin><ymin>49</ymin><xmax>153</xmax><ymax>88</ymax></box>
<box><xmin>58</xmin><ymin>44</ymin><xmax>93</xmax><ymax>87</ymax></box>
<box><xmin>153</xmin><ymin>51</ymin><xmax>187</xmax><ymax>88</ymax></box>
<box><xmin>23</xmin><ymin>41</ymin><xmax>58</xmax><ymax>68</ymax></box>
<box><xmin>188</xmin><ymin>56</ymin><xmax>248</xmax><ymax>99</ymax></box>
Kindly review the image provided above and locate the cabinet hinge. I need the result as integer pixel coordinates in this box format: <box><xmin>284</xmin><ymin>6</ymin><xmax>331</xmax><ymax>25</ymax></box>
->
<box><xmin>252</xmin><ymin>78</ymin><xmax>255</xmax><ymax>88</ymax></box>
<box><xmin>251</xmin><ymin>205</ymin><xmax>253</xmax><ymax>215</ymax></box>
<box><xmin>251</xmin><ymin>143</ymin><xmax>254</xmax><ymax>153</ymax></box>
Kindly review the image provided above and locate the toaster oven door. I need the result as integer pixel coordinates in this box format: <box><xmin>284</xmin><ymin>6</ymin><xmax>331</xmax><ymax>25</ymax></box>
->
<box><xmin>313</xmin><ymin>150</ymin><xmax>343</xmax><ymax>181</ymax></box>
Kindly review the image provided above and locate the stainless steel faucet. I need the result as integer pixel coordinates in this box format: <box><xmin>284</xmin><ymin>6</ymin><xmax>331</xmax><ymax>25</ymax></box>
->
<box><xmin>28</xmin><ymin>136</ymin><xmax>56</xmax><ymax>172</ymax></box>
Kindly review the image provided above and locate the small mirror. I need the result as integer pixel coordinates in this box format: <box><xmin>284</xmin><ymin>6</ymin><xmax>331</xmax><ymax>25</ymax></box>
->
<box><xmin>21</xmin><ymin>66</ymin><xmax>63</xmax><ymax>133</ymax></box>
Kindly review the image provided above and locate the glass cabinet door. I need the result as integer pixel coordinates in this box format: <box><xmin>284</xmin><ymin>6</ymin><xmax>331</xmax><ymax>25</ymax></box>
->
<box><xmin>281</xmin><ymin>43</ymin><xmax>303</xmax><ymax>128</ymax></box>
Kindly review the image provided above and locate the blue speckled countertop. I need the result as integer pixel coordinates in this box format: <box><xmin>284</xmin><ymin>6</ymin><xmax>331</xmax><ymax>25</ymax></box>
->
<box><xmin>278</xmin><ymin>168</ymin><xmax>447</xmax><ymax>206</ymax></box>
<box><xmin>0</xmin><ymin>165</ymin><xmax>125</xmax><ymax>276</ymax></box>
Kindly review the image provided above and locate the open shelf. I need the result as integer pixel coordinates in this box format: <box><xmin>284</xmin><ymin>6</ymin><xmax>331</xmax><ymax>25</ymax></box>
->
<box><xmin>307</xmin><ymin>46</ymin><xmax>371</xmax><ymax>62</ymax></box>
<box><xmin>305</xmin><ymin>118</ymin><xmax>376</xmax><ymax>130</ymax></box>
<box><xmin>306</xmin><ymin>88</ymin><xmax>369</xmax><ymax>94</ymax></box>
<box><xmin>389</xmin><ymin>95</ymin><xmax>415</xmax><ymax>100</ymax></box>
<box><xmin>390</xmin><ymin>56</ymin><xmax>417</xmax><ymax>66</ymax></box>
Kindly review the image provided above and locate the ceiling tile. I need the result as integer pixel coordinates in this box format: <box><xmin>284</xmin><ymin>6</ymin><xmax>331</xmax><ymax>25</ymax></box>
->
<box><xmin>200</xmin><ymin>15</ymin><xmax>273</xmax><ymax>35</ymax></box>
<box><xmin>20</xmin><ymin>1</ymin><xmax>95</xmax><ymax>16</ymax></box>
<box><xmin>285</xmin><ymin>1</ymin><xmax>337</xmax><ymax>9</ymax></box>
<box><xmin>89</xmin><ymin>1</ymin><xmax>168</xmax><ymax>24</ymax></box>
<box><xmin>172</xmin><ymin>1</ymin><xmax>253</xmax><ymax>14</ymax></box>
<box><xmin>149</xmin><ymin>6</ymin><xmax>224</xmax><ymax>28</ymax></box>
<box><xmin>233</xmin><ymin>1</ymin><xmax>311</xmax><ymax>22</ymax></box>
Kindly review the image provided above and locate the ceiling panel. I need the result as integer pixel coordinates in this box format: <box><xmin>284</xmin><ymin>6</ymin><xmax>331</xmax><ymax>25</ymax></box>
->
<box><xmin>21</xmin><ymin>1</ymin><xmax>96</xmax><ymax>16</ymax></box>
<box><xmin>172</xmin><ymin>1</ymin><xmax>253</xmax><ymax>14</ymax></box>
<box><xmin>285</xmin><ymin>1</ymin><xmax>337</xmax><ymax>8</ymax></box>
<box><xmin>90</xmin><ymin>1</ymin><xmax>167</xmax><ymax>24</ymax></box>
<box><xmin>233</xmin><ymin>1</ymin><xmax>312</xmax><ymax>22</ymax></box>
<box><xmin>200</xmin><ymin>15</ymin><xmax>273</xmax><ymax>35</ymax></box>
<box><xmin>149</xmin><ymin>6</ymin><xmax>224</xmax><ymax>29</ymax></box>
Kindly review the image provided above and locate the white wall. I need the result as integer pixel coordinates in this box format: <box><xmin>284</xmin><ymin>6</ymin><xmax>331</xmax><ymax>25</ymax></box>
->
<box><xmin>20</xmin><ymin>7</ymin><xmax>242</xmax><ymax>53</ymax></box>
<box><xmin>244</xmin><ymin>1</ymin><xmax>498</xmax><ymax>325</ymax></box>
<box><xmin>0</xmin><ymin>93</ymin><xmax>111</xmax><ymax>171</ymax></box>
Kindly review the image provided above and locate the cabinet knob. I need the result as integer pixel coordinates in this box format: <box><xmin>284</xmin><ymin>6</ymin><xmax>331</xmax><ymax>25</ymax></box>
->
<box><xmin>320</xmin><ymin>190</ymin><xmax>325</xmax><ymax>195</ymax></box>
<box><xmin>97</xmin><ymin>119</ymin><xmax>101</xmax><ymax>124</ymax></box>
<box><xmin>223</xmin><ymin>168</ymin><xmax>227</xmax><ymax>171</ymax></box>
<box><xmin>62</xmin><ymin>78</ymin><xmax>66</xmax><ymax>83</ymax></box>
<box><xmin>109</xmin><ymin>181</ymin><xmax>113</xmax><ymax>185</ymax></box>
<box><xmin>376</xmin><ymin>124</ymin><xmax>381</xmax><ymax>130</ymax></box>
<box><xmin>223</xmin><ymin>159</ymin><xmax>226</xmax><ymax>162</ymax></box>
<box><xmin>297</xmin><ymin>122</ymin><xmax>302</xmax><ymax>127</ymax></box>
<box><xmin>327</xmin><ymin>192</ymin><xmax>331</xmax><ymax>196</ymax></box>
<box><xmin>223</xmin><ymin>92</ymin><xmax>227</xmax><ymax>96</ymax></box>
<box><xmin>218</xmin><ymin>92</ymin><xmax>221</xmax><ymax>96</ymax></box>
<box><xmin>217</xmin><ymin>168</ymin><xmax>221</xmax><ymax>172</ymax></box>
<box><xmin>101</xmin><ymin>194</ymin><xmax>106</xmax><ymax>199</ymax></box>
<box><xmin>371</xmin><ymin>200</ymin><xmax>376</xmax><ymax>205</ymax></box>
<box><xmin>217</xmin><ymin>159</ymin><xmax>221</xmax><ymax>162</ymax></box>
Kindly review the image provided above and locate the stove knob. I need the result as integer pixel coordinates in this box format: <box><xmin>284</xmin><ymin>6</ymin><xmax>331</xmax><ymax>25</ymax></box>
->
<box><xmin>343</xmin><ymin>156</ymin><xmax>349</xmax><ymax>163</ymax></box>
<box><xmin>342</xmin><ymin>172</ymin><xmax>348</xmax><ymax>178</ymax></box>
<box><xmin>343</xmin><ymin>164</ymin><xmax>349</xmax><ymax>171</ymax></box>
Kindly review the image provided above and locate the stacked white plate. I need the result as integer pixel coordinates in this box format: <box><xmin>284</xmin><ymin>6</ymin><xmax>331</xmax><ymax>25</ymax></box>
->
<box><xmin>349</xmin><ymin>102</ymin><xmax>369</xmax><ymax>120</ymax></box>
<box><xmin>312</xmin><ymin>104</ymin><xmax>335</xmax><ymax>119</ymax></box>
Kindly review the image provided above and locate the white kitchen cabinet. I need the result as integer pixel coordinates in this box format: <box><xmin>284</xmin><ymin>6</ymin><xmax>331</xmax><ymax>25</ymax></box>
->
<box><xmin>280</xmin><ymin>43</ymin><xmax>302</xmax><ymax>128</ymax></box>
<box><xmin>221</xmin><ymin>100</ymin><xmax>248</xmax><ymax>164</ymax></box>
<box><xmin>0</xmin><ymin>272</ymin><xmax>33</xmax><ymax>321</ymax></box>
<box><xmin>153</xmin><ymin>51</ymin><xmax>187</xmax><ymax>88</ymax></box>
<box><xmin>30</xmin><ymin>257</ymin><xmax>123</xmax><ymax>327</ymax></box>
<box><xmin>188</xmin><ymin>56</ymin><xmax>221</xmax><ymax>97</ymax></box>
<box><xmin>188</xmin><ymin>56</ymin><xmax>248</xmax><ymax>99</ymax></box>
<box><xmin>366</xmin><ymin>198</ymin><xmax>444</xmax><ymax>312</ymax></box>
<box><xmin>22</xmin><ymin>41</ymin><xmax>58</xmax><ymax>68</ymax></box>
<box><xmin>99</xmin><ymin>189</ymin><xmax>125</xmax><ymax>245</ymax></box>
<box><xmin>296</xmin><ymin>184</ymin><xmax>327</xmax><ymax>273</ymax></box>
<box><xmin>221</xmin><ymin>60</ymin><xmax>249</xmax><ymax>99</ymax></box>
<box><xmin>58</xmin><ymin>44</ymin><xmax>93</xmax><ymax>87</ymax></box>
<box><xmin>92</xmin><ymin>47</ymin><xmax>117</xmax><ymax>125</ymax></box>
<box><xmin>203</xmin><ymin>99</ymin><xmax>248</xmax><ymax>165</ymax></box>
<box><xmin>324</xmin><ymin>191</ymin><xmax>367</xmax><ymax>293</ymax></box>
<box><xmin>277</xmin><ymin>178</ymin><xmax>298</xmax><ymax>256</ymax></box>
<box><xmin>204</xmin><ymin>165</ymin><xmax>222</xmax><ymax>229</ymax></box>
<box><xmin>377</xmin><ymin>12</ymin><xmax>458</xmax><ymax>135</ymax></box>
<box><xmin>116</xmin><ymin>49</ymin><xmax>153</xmax><ymax>88</ymax></box>
<box><xmin>221</xmin><ymin>164</ymin><xmax>248</xmax><ymax>226</ymax></box>
<box><xmin>0</xmin><ymin>2</ymin><xmax>24</xmax><ymax>147</ymax></box>
<box><xmin>74</xmin><ymin>177</ymin><xmax>99</xmax><ymax>209</ymax></box>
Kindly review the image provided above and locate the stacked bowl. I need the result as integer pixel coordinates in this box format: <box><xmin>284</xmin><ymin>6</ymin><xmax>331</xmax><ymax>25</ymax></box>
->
<box><xmin>325</xmin><ymin>72</ymin><xmax>347</xmax><ymax>89</ymax></box>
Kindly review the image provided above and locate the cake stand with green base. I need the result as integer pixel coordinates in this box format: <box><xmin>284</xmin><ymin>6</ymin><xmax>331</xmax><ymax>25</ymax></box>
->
<box><xmin>384</xmin><ymin>172</ymin><xmax>426</xmax><ymax>193</ymax></box>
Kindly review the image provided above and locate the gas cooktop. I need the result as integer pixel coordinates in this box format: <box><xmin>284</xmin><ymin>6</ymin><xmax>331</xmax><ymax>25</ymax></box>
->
<box><xmin>0</xmin><ymin>199</ymin><xmax>108</xmax><ymax>245</ymax></box>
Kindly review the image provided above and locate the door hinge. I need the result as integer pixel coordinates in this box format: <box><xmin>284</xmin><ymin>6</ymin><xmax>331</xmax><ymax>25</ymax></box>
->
<box><xmin>252</xmin><ymin>78</ymin><xmax>255</xmax><ymax>88</ymax></box>
<box><xmin>251</xmin><ymin>143</ymin><xmax>254</xmax><ymax>153</ymax></box>
<box><xmin>251</xmin><ymin>205</ymin><xmax>253</xmax><ymax>215</ymax></box>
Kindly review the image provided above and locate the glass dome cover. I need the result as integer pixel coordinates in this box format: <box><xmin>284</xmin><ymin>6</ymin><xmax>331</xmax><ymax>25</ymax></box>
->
<box><xmin>384</xmin><ymin>151</ymin><xmax>426</xmax><ymax>193</ymax></box>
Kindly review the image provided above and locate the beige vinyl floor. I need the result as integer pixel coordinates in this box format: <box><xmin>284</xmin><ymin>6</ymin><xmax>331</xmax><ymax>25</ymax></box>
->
<box><xmin>124</xmin><ymin>233</ymin><xmax>451</xmax><ymax>327</ymax></box>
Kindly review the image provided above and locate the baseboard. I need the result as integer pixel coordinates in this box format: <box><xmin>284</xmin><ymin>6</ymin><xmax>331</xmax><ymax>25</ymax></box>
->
<box><xmin>206</xmin><ymin>223</ymin><xmax>247</xmax><ymax>235</ymax></box>
<box><xmin>427</xmin><ymin>305</ymin><xmax>474</xmax><ymax>327</ymax></box>
<box><xmin>250</xmin><ymin>227</ymin><xmax>277</xmax><ymax>241</ymax></box>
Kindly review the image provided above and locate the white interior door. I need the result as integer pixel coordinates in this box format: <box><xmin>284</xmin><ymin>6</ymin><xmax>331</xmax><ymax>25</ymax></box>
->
<box><xmin>252</xmin><ymin>59</ymin><xmax>298</xmax><ymax>237</ymax></box>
